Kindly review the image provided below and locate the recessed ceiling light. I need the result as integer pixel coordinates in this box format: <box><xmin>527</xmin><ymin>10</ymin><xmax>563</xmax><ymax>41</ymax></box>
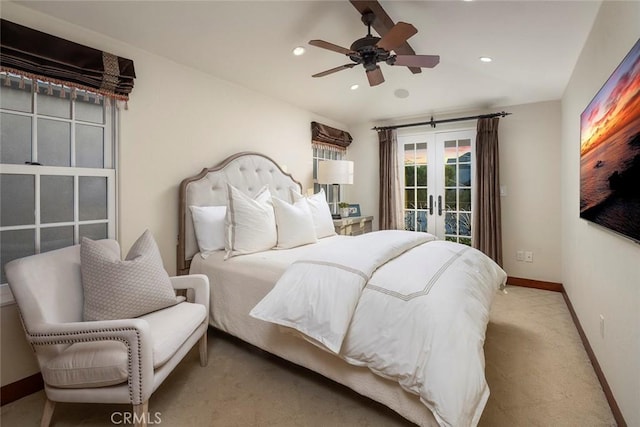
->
<box><xmin>479</xmin><ymin>56</ymin><xmax>493</xmax><ymax>63</ymax></box>
<box><xmin>292</xmin><ymin>46</ymin><xmax>305</xmax><ymax>56</ymax></box>
<box><xmin>350</xmin><ymin>84</ymin><xmax>359</xmax><ymax>90</ymax></box>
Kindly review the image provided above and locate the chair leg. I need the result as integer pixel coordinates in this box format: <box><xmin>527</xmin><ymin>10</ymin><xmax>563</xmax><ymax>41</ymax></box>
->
<box><xmin>40</xmin><ymin>398</ymin><xmax>55</xmax><ymax>427</ymax></box>
<box><xmin>199</xmin><ymin>333</ymin><xmax>208</xmax><ymax>367</ymax></box>
<box><xmin>133</xmin><ymin>401</ymin><xmax>148</xmax><ymax>427</ymax></box>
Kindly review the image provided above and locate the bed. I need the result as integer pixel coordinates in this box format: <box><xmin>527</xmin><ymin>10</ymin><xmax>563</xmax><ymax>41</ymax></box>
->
<box><xmin>177</xmin><ymin>151</ymin><xmax>506</xmax><ymax>427</ymax></box>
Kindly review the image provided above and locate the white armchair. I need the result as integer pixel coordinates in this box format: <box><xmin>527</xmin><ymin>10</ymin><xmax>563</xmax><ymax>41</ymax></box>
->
<box><xmin>5</xmin><ymin>240</ymin><xmax>209</xmax><ymax>427</ymax></box>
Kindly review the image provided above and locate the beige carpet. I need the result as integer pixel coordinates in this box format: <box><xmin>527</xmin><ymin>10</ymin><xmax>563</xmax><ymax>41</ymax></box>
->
<box><xmin>1</xmin><ymin>286</ymin><xmax>616</xmax><ymax>426</ymax></box>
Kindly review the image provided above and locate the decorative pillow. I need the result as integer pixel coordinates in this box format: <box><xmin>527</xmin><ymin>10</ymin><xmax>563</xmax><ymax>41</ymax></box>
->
<box><xmin>225</xmin><ymin>184</ymin><xmax>277</xmax><ymax>259</ymax></box>
<box><xmin>272</xmin><ymin>197</ymin><xmax>318</xmax><ymax>249</ymax></box>
<box><xmin>190</xmin><ymin>205</ymin><xmax>226</xmax><ymax>257</ymax></box>
<box><xmin>81</xmin><ymin>230</ymin><xmax>179</xmax><ymax>321</ymax></box>
<box><xmin>290</xmin><ymin>188</ymin><xmax>336</xmax><ymax>238</ymax></box>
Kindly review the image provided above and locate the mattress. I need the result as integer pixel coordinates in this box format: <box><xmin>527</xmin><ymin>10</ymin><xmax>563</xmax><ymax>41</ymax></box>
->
<box><xmin>189</xmin><ymin>236</ymin><xmax>439</xmax><ymax>426</ymax></box>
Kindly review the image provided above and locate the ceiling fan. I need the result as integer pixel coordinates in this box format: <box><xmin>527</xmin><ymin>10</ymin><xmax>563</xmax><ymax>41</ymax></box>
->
<box><xmin>309</xmin><ymin>1</ymin><xmax>439</xmax><ymax>87</ymax></box>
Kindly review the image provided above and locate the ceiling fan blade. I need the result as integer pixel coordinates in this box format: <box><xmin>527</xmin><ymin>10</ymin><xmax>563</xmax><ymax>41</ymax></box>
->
<box><xmin>392</xmin><ymin>55</ymin><xmax>440</xmax><ymax>68</ymax></box>
<box><xmin>376</xmin><ymin>22</ymin><xmax>418</xmax><ymax>52</ymax></box>
<box><xmin>366</xmin><ymin>67</ymin><xmax>385</xmax><ymax>86</ymax></box>
<box><xmin>309</xmin><ymin>40</ymin><xmax>353</xmax><ymax>55</ymax></box>
<box><xmin>312</xmin><ymin>63</ymin><xmax>357</xmax><ymax>78</ymax></box>
<box><xmin>349</xmin><ymin>0</ymin><xmax>422</xmax><ymax>74</ymax></box>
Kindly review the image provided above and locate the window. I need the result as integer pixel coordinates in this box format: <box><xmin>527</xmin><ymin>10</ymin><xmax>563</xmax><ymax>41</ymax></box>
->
<box><xmin>0</xmin><ymin>73</ymin><xmax>117</xmax><ymax>283</ymax></box>
<box><xmin>312</xmin><ymin>146</ymin><xmax>345</xmax><ymax>213</ymax></box>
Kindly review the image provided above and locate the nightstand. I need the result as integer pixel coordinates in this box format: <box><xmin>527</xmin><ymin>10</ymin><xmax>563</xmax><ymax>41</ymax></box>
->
<box><xmin>333</xmin><ymin>216</ymin><xmax>373</xmax><ymax>236</ymax></box>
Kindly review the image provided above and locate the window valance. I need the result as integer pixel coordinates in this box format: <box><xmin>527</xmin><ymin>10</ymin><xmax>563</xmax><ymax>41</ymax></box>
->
<box><xmin>0</xmin><ymin>19</ymin><xmax>136</xmax><ymax>101</ymax></box>
<box><xmin>311</xmin><ymin>121</ymin><xmax>352</xmax><ymax>151</ymax></box>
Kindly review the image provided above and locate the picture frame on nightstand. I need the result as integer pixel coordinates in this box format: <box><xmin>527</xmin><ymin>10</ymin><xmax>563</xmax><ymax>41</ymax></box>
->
<box><xmin>348</xmin><ymin>204</ymin><xmax>361</xmax><ymax>217</ymax></box>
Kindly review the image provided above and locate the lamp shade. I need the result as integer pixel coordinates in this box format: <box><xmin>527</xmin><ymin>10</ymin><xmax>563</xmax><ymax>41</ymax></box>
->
<box><xmin>317</xmin><ymin>160</ymin><xmax>354</xmax><ymax>185</ymax></box>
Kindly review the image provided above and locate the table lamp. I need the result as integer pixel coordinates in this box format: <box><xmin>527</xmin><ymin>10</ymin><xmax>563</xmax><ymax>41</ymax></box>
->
<box><xmin>317</xmin><ymin>159</ymin><xmax>354</xmax><ymax>219</ymax></box>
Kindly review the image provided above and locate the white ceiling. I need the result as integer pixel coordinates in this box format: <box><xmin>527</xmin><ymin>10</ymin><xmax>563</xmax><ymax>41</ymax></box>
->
<box><xmin>14</xmin><ymin>1</ymin><xmax>601</xmax><ymax>126</ymax></box>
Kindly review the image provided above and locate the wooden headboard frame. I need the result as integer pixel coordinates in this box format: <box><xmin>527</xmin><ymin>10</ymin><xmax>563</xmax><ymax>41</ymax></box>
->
<box><xmin>177</xmin><ymin>151</ymin><xmax>302</xmax><ymax>275</ymax></box>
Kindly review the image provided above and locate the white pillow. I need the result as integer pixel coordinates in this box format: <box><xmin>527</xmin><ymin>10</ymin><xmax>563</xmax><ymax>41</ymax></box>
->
<box><xmin>290</xmin><ymin>188</ymin><xmax>336</xmax><ymax>238</ymax></box>
<box><xmin>190</xmin><ymin>205</ymin><xmax>226</xmax><ymax>258</ymax></box>
<box><xmin>272</xmin><ymin>197</ymin><xmax>318</xmax><ymax>249</ymax></box>
<box><xmin>225</xmin><ymin>184</ymin><xmax>276</xmax><ymax>259</ymax></box>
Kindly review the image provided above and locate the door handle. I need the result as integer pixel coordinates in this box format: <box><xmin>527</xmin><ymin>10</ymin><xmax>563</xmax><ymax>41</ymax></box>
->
<box><xmin>438</xmin><ymin>195</ymin><xmax>443</xmax><ymax>216</ymax></box>
<box><xmin>429</xmin><ymin>195</ymin><xmax>434</xmax><ymax>215</ymax></box>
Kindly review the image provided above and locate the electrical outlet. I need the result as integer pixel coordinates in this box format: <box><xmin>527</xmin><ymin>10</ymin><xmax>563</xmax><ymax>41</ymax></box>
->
<box><xmin>516</xmin><ymin>250</ymin><xmax>524</xmax><ymax>261</ymax></box>
<box><xmin>524</xmin><ymin>251</ymin><xmax>533</xmax><ymax>262</ymax></box>
<box><xmin>600</xmin><ymin>315</ymin><xmax>605</xmax><ymax>338</ymax></box>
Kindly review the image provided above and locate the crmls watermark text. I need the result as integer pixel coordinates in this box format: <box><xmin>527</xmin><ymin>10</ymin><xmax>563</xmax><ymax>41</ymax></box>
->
<box><xmin>111</xmin><ymin>411</ymin><xmax>162</xmax><ymax>425</ymax></box>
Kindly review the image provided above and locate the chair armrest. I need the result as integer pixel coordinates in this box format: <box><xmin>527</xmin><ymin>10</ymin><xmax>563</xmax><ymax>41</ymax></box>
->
<box><xmin>169</xmin><ymin>274</ymin><xmax>210</xmax><ymax>312</ymax></box>
<box><xmin>27</xmin><ymin>319</ymin><xmax>154</xmax><ymax>405</ymax></box>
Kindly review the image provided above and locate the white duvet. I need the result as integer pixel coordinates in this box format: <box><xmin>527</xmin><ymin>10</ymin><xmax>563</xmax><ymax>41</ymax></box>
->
<box><xmin>250</xmin><ymin>230</ymin><xmax>506</xmax><ymax>427</ymax></box>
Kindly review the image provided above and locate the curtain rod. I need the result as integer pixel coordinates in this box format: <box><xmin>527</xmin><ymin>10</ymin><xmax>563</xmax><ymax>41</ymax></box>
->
<box><xmin>371</xmin><ymin>111</ymin><xmax>512</xmax><ymax>131</ymax></box>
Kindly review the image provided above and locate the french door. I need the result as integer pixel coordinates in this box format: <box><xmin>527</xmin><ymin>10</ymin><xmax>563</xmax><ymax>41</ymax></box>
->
<box><xmin>400</xmin><ymin>129</ymin><xmax>475</xmax><ymax>245</ymax></box>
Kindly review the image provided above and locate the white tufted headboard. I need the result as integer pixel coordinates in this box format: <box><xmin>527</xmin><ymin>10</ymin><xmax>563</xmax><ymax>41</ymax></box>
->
<box><xmin>177</xmin><ymin>152</ymin><xmax>302</xmax><ymax>274</ymax></box>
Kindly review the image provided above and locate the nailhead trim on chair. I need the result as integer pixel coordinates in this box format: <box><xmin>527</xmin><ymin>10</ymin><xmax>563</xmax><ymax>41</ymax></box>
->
<box><xmin>27</xmin><ymin>325</ymin><xmax>143</xmax><ymax>404</ymax></box>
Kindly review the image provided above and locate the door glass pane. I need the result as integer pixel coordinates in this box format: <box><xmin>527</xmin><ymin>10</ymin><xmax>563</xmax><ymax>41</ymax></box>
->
<box><xmin>41</xmin><ymin>175</ymin><xmax>74</xmax><ymax>223</ymax></box>
<box><xmin>404</xmin><ymin>144</ymin><xmax>415</xmax><ymax>164</ymax></box>
<box><xmin>405</xmin><ymin>166</ymin><xmax>415</xmax><ymax>186</ymax></box>
<box><xmin>416</xmin><ymin>143</ymin><xmax>427</xmax><ymax>164</ymax></box>
<box><xmin>76</xmin><ymin>124</ymin><xmax>104</xmax><ymax>168</ymax></box>
<box><xmin>1</xmin><ymin>174</ymin><xmax>35</xmax><ymax>226</ymax></box>
<box><xmin>37</xmin><ymin>86</ymin><xmax>71</xmax><ymax>119</ymax></box>
<box><xmin>76</xmin><ymin>95</ymin><xmax>104</xmax><ymax>124</ymax></box>
<box><xmin>417</xmin><ymin>189</ymin><xmax>428</xmax><ymax>209</ymax></box>
<box><xmin>459</xmin><ymin>213</ymin><xmax>472</xmax><ymax>236</ymax></box>
<box><xmin>445</xmin><ymin>212</ymin><xmax>457</xmax><ymax>234</ymax></box>
<box><xmin>416</xmin><ymin>165</ymin><xmax>427</xmax><ymax>186</ymax></box>
<box><xmin>458</xmin><ymin>140</ymin><xmax>471</xmax><ymax>162</ymax></box>
<box><xmin>1</xmin><ymin>229</ymin><xmax>35</xmax><ymax>283</ymax></box>
<box><xmin>459</xmin><ymin>189</ymin><xmax>471</xmax><ymax>211</ymax></box>
<box><xmin>444</xmin><ymin>140</ymin><xmax>457</xmax><ymax>163</ymax></box>
<box><xmin>445</xmin><ymin>164</ymin><xmax>457</xmax><ymax>186</ymax></box>
<box><xmin>41</xmin><ymin>226</ymin><xmax>74</xmax><ymax>253</ymax></box>
<box><xmin>1</xmin><ymin>113</ymin><xmax>32</xmax><ymax>165</ymax></box>
<box><xmin>405</xmin><ymin>189</ymin><xmax>415</xmax><ymax>209</ymax></box>
<box><xmin>445</xmin><ymin>189</ymin><xmax>457</xmax><ymax>211</ymax></box>
<box><xmin>38</xmin><ymin>119</ymin><xmax>71</xmax><ymax>167</ymax></box>
<box><xmin>459</xmin><ymin>164</ymin><xmax>471</xmax><ymax>187</ymax></box>
<box><xmin>1</xmin><ymin>78</ymin><xmax>33</xmax><ymax>112</ymax></box>
<box><xmin>79</xmin><ymin>176</ymin><xmax>107</xmax><ymax>220</ymax></box>
<box><xmin>404</xmin><ymin>210</ymin><xmax>415</xmax><ymax>231</ymax></box>
<box><xmin>416</xmin><ymin>211</ymin><xmax>428</xmax><ymax>232</ymax></box>
<box><xmin>80</xmin><ymin>223</ymin><xmax>108</xmax><ymax>240</ymax></box>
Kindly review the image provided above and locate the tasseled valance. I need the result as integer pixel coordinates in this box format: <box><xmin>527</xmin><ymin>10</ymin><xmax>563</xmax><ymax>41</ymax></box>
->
<box><xmin>311</xmin><ymin>121</ymin><xmax>352</xmax><ymax>151</ymax></box>
<box><xmin>0</xmin><ymin>19</ymin><xmax>136</xmax><ymax>102</ymax></box>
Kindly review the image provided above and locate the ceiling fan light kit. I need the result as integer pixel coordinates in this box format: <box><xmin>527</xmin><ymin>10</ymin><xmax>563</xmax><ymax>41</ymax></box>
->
<box><xmin>309</xmin><ymin>2</ymin><xmax>440</xmax><ymax>87</ymax></box>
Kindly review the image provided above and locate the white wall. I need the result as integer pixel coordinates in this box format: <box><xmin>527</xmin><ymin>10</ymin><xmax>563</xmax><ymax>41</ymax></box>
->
<box><xmin>0</xmin><ymin>3</ymin><xmax>347</xmax><ymax>386</ymax></box>
<box><xmin>350</xmin><ymin>101</ymin><xmax>563</xmax><ymax>283</ymax></box>
<box><xmin>560</xmin><ymin>2</ymin><xmax>640</xmax><ymax>425</ymax></box>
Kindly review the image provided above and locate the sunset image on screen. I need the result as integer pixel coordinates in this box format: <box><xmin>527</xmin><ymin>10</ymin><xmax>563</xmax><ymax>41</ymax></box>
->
<box><xmin>580</xmin><ymin>43</ymin><xmax>640</xmax><ymax>156</ymax></box>
<box><xmin>579</xmin><ymin>38</ymin><xmax>640</xmax><ymax>242</ymax></box>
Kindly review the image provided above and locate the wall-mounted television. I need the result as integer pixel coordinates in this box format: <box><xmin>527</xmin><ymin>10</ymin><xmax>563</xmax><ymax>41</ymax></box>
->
<box><xmin>580</xmin><ymin>38</ymin><xmax>640</xmax><ymax>243</ymax></box>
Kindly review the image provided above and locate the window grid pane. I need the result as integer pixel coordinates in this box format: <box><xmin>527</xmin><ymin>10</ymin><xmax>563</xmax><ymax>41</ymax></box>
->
<box><xmin>1</xmin><ymin>113</ymin><xmax>32</xmax><ymax>165</ymax></box>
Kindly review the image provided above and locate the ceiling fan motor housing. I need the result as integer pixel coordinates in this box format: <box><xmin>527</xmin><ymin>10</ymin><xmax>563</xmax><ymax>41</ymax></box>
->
<box><xmin>350</xmin><ymin>36</ymin><xmax>390</xmax><ymax>70</ymax></box>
